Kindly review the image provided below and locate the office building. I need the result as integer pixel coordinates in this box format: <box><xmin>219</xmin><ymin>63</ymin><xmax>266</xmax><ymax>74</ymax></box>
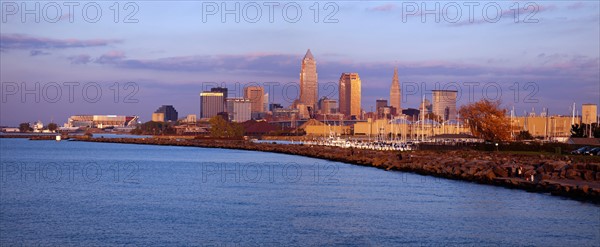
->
<box><xmin>153</xmin><ymin>105</ymin><xmax>178</xmax><ymax>122</ymax></box>
<box><xmin>200</xmin><ymin>91</ymin><xmax>224</xmax><ymax>119</ymax></box>
<box><xmin>318</xmin><ymin>97</ymin><xmax>338</xmax><ymax>114</ymax></box>
<box><xmin>244</xmin><ymin>86</ymin><xmax>265</xmax><ymax>113</ymax></box>
<box><xmin>299</xmin><ymin>49</ymin><xmax>318</xmax><ymax>111</ymax></box>
<box><xmin>339</xmin><ymin>73</ymin><xmax>362</xmax><ymax>119</ymax></box>
<box><xmin>432</xmin><ymin>90</ymin><xmax>457</xmax><ymax>121</ymax></box>
<box><xmin>227</xmin><ymin>98</ymin><xmax>252</xmax><ymax>123</ymax></box>
<box><xmin>211</xmin><ymin>87</ymin><xmax>228</xmax><ymax>111</ymax></box>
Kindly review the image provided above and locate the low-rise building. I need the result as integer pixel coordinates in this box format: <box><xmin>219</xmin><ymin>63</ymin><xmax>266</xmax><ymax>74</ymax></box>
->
<box><xmin>67</xmin><ymin>115</ymin><xmax>138</xmax><ymax>128</ymax></box>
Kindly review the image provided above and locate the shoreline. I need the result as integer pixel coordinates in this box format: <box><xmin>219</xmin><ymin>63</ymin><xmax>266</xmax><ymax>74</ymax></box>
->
<box><xmin>65</xmin><ymin>137</ymin><xmax>600</xmax><ymax>203</ymax></box>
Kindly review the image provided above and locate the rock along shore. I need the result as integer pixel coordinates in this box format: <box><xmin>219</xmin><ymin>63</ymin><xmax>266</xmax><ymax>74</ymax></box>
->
<box><xmin>74</xmin><ymin>137</ymin><xmax>600</xmax><ymax>203</ymax></box>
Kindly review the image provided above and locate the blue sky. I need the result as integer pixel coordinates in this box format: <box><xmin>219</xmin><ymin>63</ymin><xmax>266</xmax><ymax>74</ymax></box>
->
<box><xmin>1</xmin><ymin>1</ymin><xmax>599</xmax><ymax>126</ymax></box>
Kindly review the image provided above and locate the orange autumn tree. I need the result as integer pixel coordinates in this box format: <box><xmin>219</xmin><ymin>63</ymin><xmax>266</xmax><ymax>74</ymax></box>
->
<box><xmin>459</xmin><ymin>99</ymin><xmax>511</xmax><ymax>142</ymax></box>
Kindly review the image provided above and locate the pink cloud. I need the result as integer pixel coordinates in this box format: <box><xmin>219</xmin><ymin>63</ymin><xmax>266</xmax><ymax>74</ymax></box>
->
<box><xmin>368</xmin><ymin>4</ymin><xmax>396</xmax><ymax>12</ymax></box>
<box><xmin>567</xmin><ymin>2</ymin><xmax>585</xmax><ymax>10</ymax></box>
<box><xmin>95</xmin><ymin>50</ymin><xmax>126</xmax><ymax>64</ymax></box>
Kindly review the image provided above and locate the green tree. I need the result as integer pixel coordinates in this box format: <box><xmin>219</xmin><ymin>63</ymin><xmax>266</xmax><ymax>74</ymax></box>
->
<box><xmin>19</xmin><ymin>123</ymin><xmax>32</xmax><ymax>133</ymax></box>
<box><xmin>516</xmin><ymin>130</ymin><xmax>533</xmax><ymax>141</ymax></box>
<box><xmin>47</xmin><ymin>123</ymin><xmax>58</xmax><ymax>132</ymax></box>
<box><xmin>570</xmin><ymin>123</ymin><xmax>599</xmax><ymax>138</ymax></box>
<box><xmin>131</xmin><ymin>121</ymin><xmax>175</xmax><ymax>135</ymax></box>
<box><xmin>209</xmin><ymin>116</ymin><xmax>244</xmax><ymax>138</ymax></box>
<box><xmin>570</xmin><ymin>123</ymin><xmax>585</xmax><ymax>137</ymax></box>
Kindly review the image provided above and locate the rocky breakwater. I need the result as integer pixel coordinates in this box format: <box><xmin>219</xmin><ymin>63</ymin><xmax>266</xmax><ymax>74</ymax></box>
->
<box><xmin>75</xmin><ymin>137</ymin><xmax>600</xmax><ymax>203</ymax></box>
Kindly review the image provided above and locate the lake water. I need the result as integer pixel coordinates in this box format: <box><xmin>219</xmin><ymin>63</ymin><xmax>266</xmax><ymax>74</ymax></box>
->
<box><xmin>1</xmin><ymin>138</ymin><xmax>598</xmax><ymax>246</ymax></box>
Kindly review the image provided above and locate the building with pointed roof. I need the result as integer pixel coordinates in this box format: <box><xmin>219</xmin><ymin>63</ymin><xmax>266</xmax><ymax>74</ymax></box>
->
<box><xmin>299</xmin><ymin>49</ymin><xmax>318</xmax><ymax>115</ymax></box>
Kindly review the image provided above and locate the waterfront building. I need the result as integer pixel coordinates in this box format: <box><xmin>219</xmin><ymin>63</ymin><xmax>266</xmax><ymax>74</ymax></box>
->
<box><xmin>511</xmin><ymin>114</ymin><xmax>580</xmax><ymax>140</ymax></box>
<box><xmin>353</xmin><ymin>118</ymin><xmax>470</xmax><ymax>140</ymax></box>
<box><xmin>67</xmin><ymin>115</ymin><xmax>138</xmax><ymax>128</ymax></box>
<box><xmin>200</xmin><ymin>92</ymin><xmax>225</xmax><ymax>119</ymax></box>
<box><xmin>32</xmin><ymin>120</ymin><xmax>43</xmax><ymax>132</ymax></box>
<box><xmin>582</xmin><ymin>104</ymin><xmax>598</xmax><ymax>125</ymax></box>
<box><xmin>299</xmin><ymin>49</ymin><xmax>318</xmax><ymax>111</ymax></box>
<box><xmin>226</xmin><ymin>98</ymin><xmax>252</xmax><ymax>123</ymax></box>
<box><xmin>301</xmin><ymin>119</ymin><xmax>350</xmax><ymax>136</ymax></box>
<box><xmin>432</xmin><ymin>90</ymin><xmax>457</xmax><ymax>121</ymax></box>
<box><xmin>338</xmin><ymin>73</ymin><xmax>362</xmax><ymax>119</ymax></box>
<box><xmin>389</xmin><ymin>67</ymin><xmax>401</xmax><ymax>114</ymax></box>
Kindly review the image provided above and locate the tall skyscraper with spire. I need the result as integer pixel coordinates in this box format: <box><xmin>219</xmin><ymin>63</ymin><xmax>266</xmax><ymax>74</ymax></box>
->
<box><xmin>299</xmin><ymin>49</ymin><xmax>318</xmax><ymax>113</ymax></box>
<box><xmin>390</xmin><ymin>67</ymin><xmax>401</xmax><ymax>115</ymax></box>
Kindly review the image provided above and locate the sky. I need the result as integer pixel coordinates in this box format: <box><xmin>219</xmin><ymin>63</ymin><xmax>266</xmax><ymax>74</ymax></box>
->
<box><xmin>1</xmin><ymin>0</ymin><xmax>599</xmax><ymax>126</ymax></box>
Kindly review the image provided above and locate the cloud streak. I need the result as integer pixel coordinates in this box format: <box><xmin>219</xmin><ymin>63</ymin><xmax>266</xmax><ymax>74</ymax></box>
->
<box><xmin>450</xmin><ymin>4</ymin><xmax>557</xmax><ymax>27</ymax></box>
<box><xmin>67</xmin><ymin>54</ymin><xmax>92</xmax><ymax>64</ymax></box>
<box><xmin>0</xmin><ymin>33</ymin><xmax>121</xmax><ymax>50</ymax></box>
<box><xmin>29</xmin><ymin>50</ymin><xmax>50</xmax><ymax>56</ymax></box>
<box><xmin>69</xmin><ymin>51</ymin><xmax>598</xmax><ymax>87</ymax></box>
<box><xmin>367</xmin><ymin>3</ymin><xmax>396</xmax><ymax>12</ymax></box>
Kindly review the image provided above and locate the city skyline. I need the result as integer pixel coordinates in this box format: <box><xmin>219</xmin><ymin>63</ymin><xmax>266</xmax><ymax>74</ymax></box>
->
<box><xmin>1</xmin><ymin>1</ymin><xmax>599</xmax><ymax>125</ymax></box>
<box><xmin>2</xmin><ymin>2</ymin><xmax>600</xmax><ymax>246</ymax></box>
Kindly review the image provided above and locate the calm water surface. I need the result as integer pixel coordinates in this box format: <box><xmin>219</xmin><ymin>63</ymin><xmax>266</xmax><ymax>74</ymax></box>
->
<box><xmin>1</xmin><ymin>138</ymin><xmax>598</xmax><ymax>246</ymax></box>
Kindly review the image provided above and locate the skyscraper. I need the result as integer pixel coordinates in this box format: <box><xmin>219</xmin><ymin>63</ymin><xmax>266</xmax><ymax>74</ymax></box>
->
<box><xmin>432</xmin><ymin>90</ymin><xmax>457</xmax><ymax>121</ymax></box>
<box><xmin>211</xmin><ymin>87</ymin><xmax>228</xmax><ymax>111</ymax></box>
<box><xmin>390</xmin><ymin>67</ymin><xmax>401</xmax><ymax>114</ymax></box>
<box><xmin>200</xmin><ymin>92</ymin><xmax>224</xmax><ymax>119</ymax></box>
<box><xmin>338</xmin><ymin>73</ymin><xmax>362</xmax><ymax>119</ymax></box>
<box><xmin>244</xmin><ymin>86</ymin><xmax>265</xmax><ymax>113</ymax></box>
<box><xmin>299</xmin><ymin>49</ymin><xmax>318</xmax><ymax>112</ymax></box>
